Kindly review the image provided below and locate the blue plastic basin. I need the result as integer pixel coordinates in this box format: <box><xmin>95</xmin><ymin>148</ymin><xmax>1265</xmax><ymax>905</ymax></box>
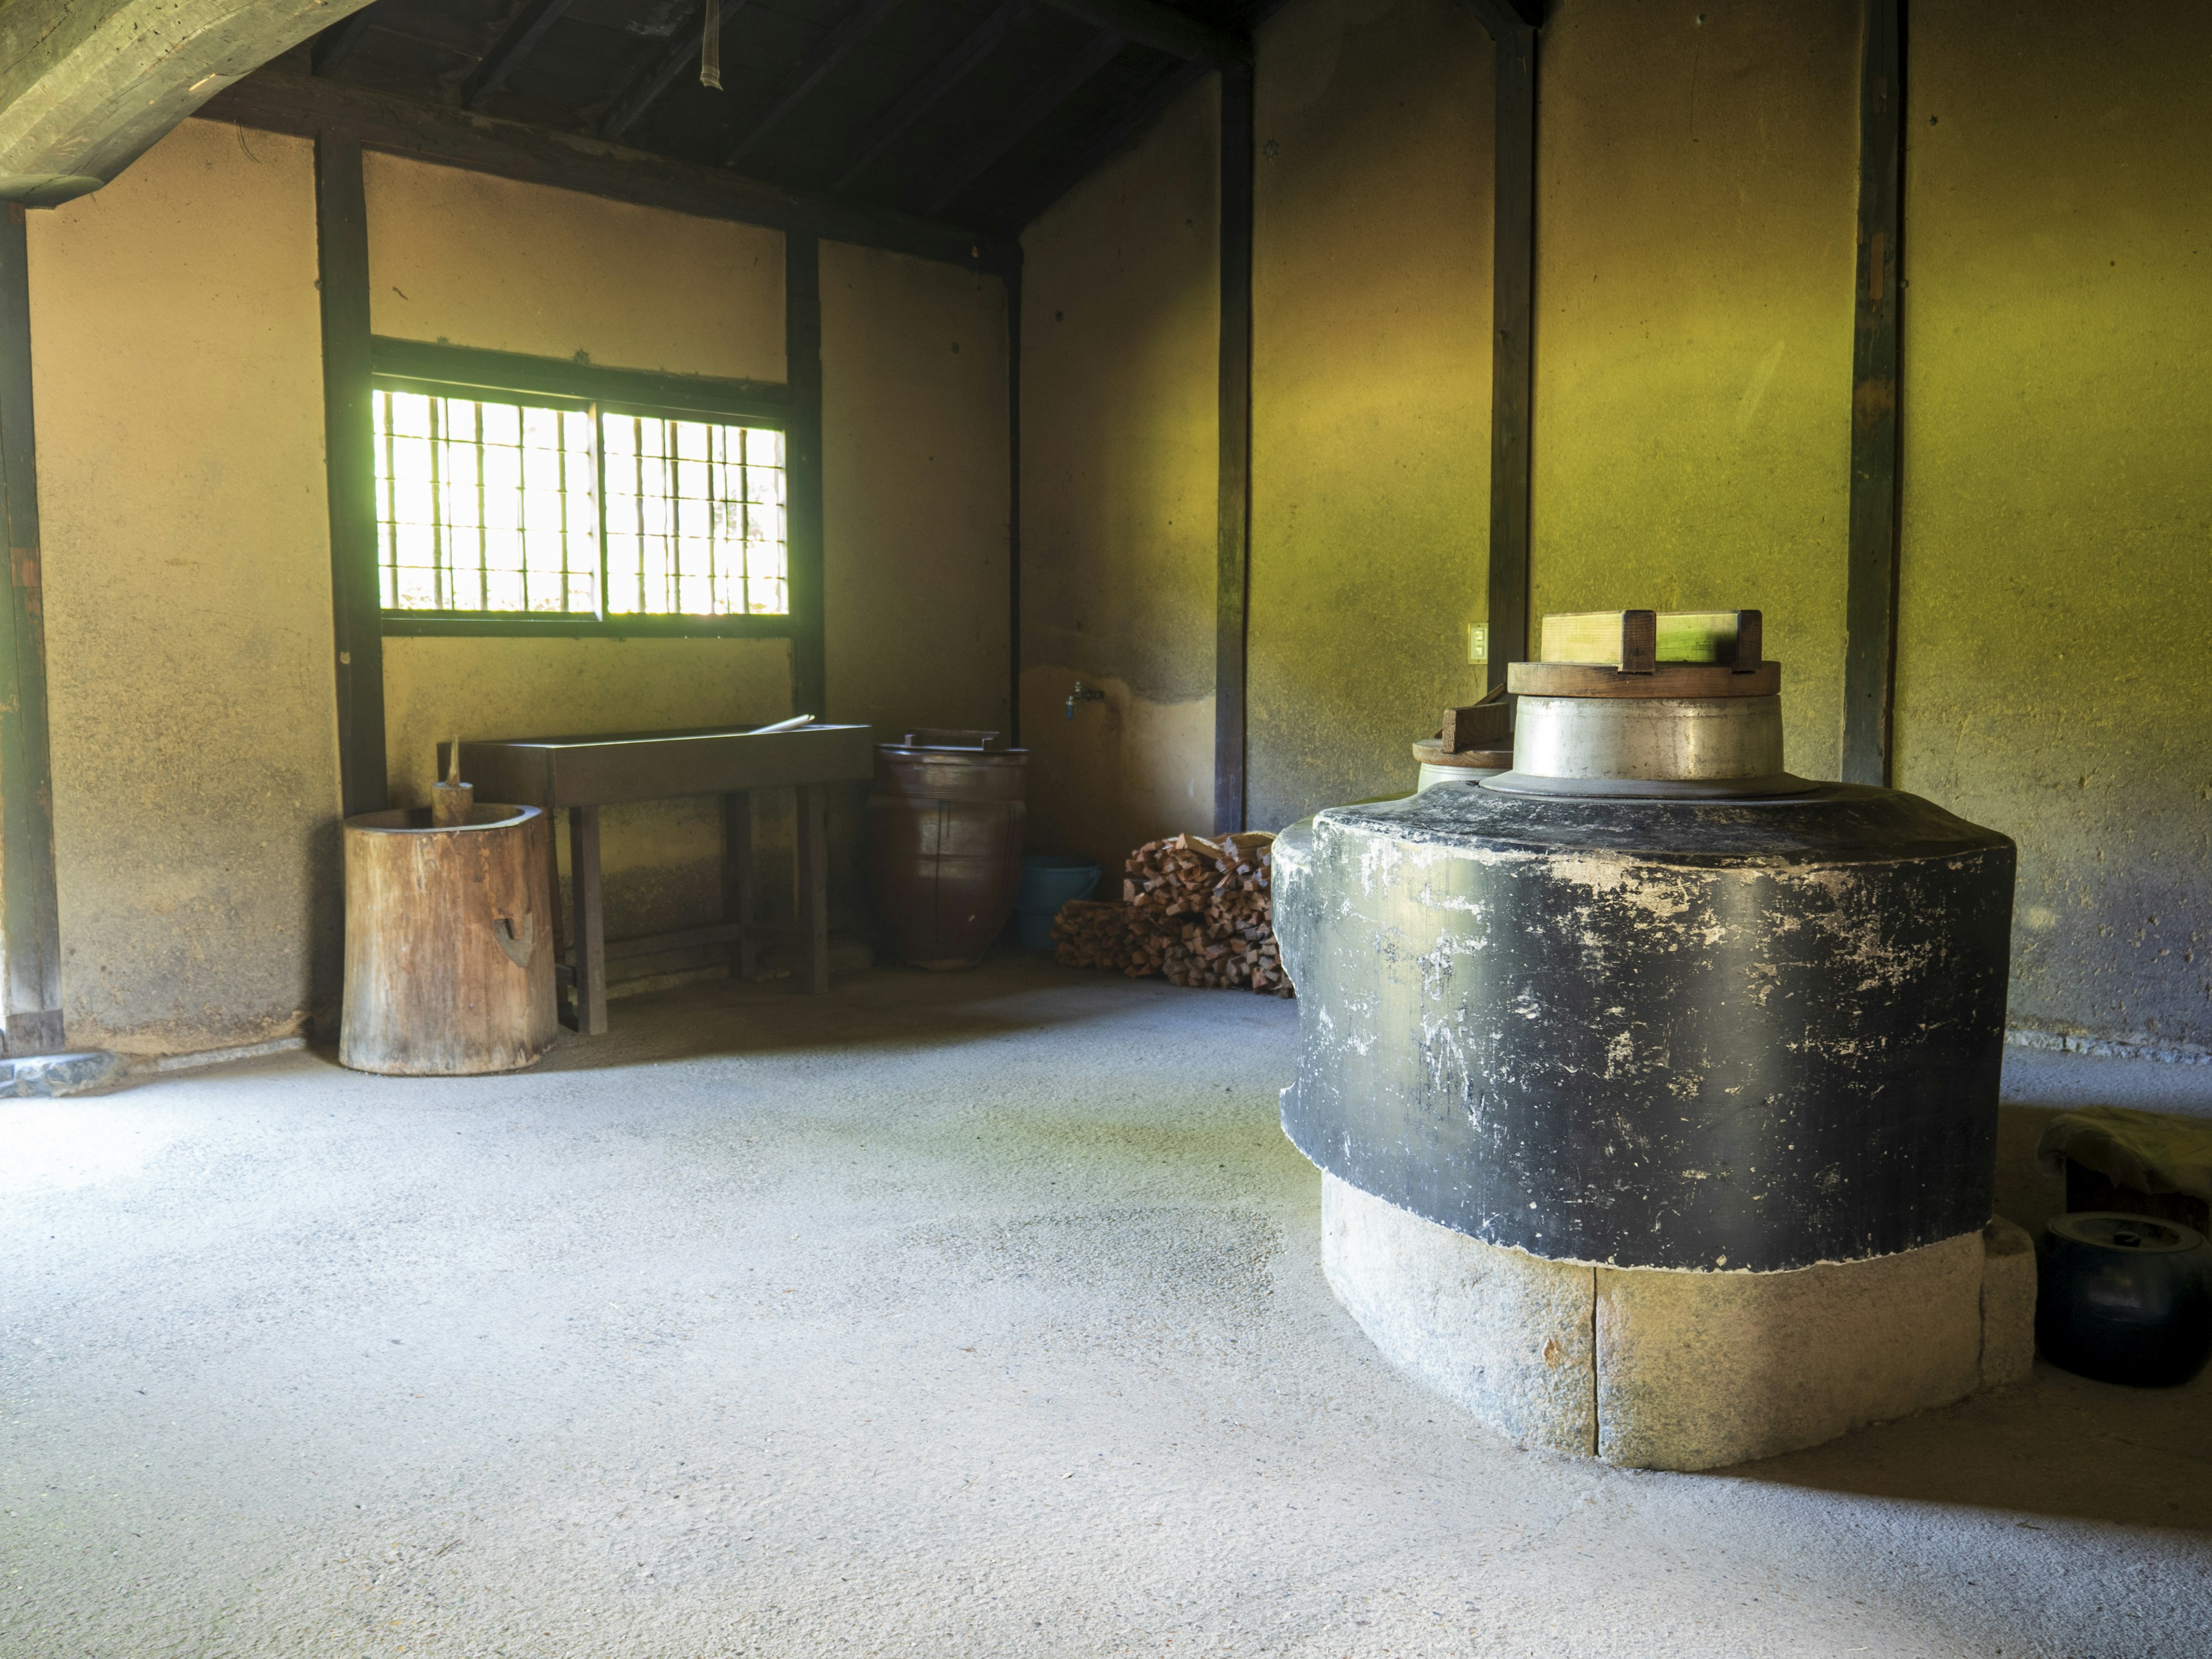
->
<box><xmin>1015</xmin><ymin>855</ymin><xmax>1101</xmax><ymax>950</ymax></box>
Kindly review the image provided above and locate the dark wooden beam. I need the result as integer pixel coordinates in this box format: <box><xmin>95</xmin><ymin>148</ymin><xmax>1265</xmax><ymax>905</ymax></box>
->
<box><xmin>786</xmin><ymin>234</ymin><xmax>828</xmax><ymax>718</ymax></box>
<box><xmin>312</xmin><ymin>9</ymin><xmax>380</xmax><ymax>75</ymax></box>
<box><xmin>1045</xmin><ymin>0</ymin><xmax>1248</xmax><ymax>65</ymax></box>
<box><xmin>0</xmin><ymin>206</ymin><xmax>65</xmax><ymax>1055</ymax></box>
<box><xmin>315</xmin><ymin>135</ymin><xmax>389</xmax><ymax>823</ymax></box>
<box><xmin>601</xmin><ymin>0</ymin><xmax>748</xmax><ymax>142</ymax></box>
<box><xmin>924</xmin><ymin>29</ymin><xmax>1125</xmax><ymax>216</ymax></box>
<box><xmin>834</xmin><ymin>0</ymin><xmax>1036</xmax><ymax>193</ymax></box>
<box><xmin>1008</xmin><ymin>52</ymin><xmax>1203</xmax><ymax>227</ymax></box>
<box><xmin>205</xmin><ymin>69</ymin><xmax>1020</xmax><ymax>275</ymax></box>
<box><xmin>1006</xmin><ymin>253</ymin><xmax>1024</xmax><ymax>745</ymax></box>
<box><xmin>1481</xmin><ymin>14</ymin><xmax>1536</xmax><ymax>687</ymax></box>
<box><xmin>1214</xmin><ymin>62</ymin><xmax>1254</xmax><ymax>835</ymax></box>
<box><xmin>370</xmin><ymin>336</ymin><xmax>790</xmax><ymax>422</ymax></box>
<box><xmin>728</xmin><ymin>0</ymin><xmax>914</xmax><ymax>166</ymax></box>
<box><xmin>1462</xmin><ymin>0</ymin><xmax>1543</xmax><ymax>33</ymax></box>
<box><xmin>460</xmin><ymin>0</ymin><xmax>575</xmax><ymax>109</ymax></box>
<box><xmin>1843</xmin><ymin>0</ymin><xmax>1903</xmax><ymax>786</ymax></box>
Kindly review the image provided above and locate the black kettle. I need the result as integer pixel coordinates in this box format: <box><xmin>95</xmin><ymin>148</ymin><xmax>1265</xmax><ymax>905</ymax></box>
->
<box><xmin>2036</xmin><ymin>1211</ymin><xmax>2212</xmax><ymax>1387</ymax></box>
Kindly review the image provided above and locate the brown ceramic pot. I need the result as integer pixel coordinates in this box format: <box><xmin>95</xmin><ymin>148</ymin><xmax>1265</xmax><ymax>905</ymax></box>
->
<box><xmin>868</xmin><ymin>730</ymin><xmax>1028</xmax><ymax>969</ymax></box>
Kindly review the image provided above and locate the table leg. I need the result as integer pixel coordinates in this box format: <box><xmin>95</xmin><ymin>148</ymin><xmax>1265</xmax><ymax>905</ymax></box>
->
<box><xmin>797</xmin><ymin>782</ymin><xmax>830</xmax><ymax>994</ymax></box>
<box><xmin>569</xmin><ymin>804</ymin><xmax>608</xmax><ymax>1035</ymax></box>
<box><xmin>722</xmin><ymin>790</ymin><xmax>757</xmax><ymax>983</ymax></box>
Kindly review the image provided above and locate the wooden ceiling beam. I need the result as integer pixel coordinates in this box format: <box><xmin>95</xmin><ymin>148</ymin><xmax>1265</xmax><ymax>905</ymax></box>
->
<box><xmin>726</xmin><ymin>0</ymin><xmax>915</xmax><ymax>166</ymax></box>
<box><xmin>1042</xmin><ymin>0</ymin><xmax>1247</xmax><ymax>65</ymax></box>
<box><xmin>600</xmin><ymin>0</ymin><xmax>749</xmax><ymax>141</ymax></box>
<box><xmin>1461</xmin><ymin>0</ymin><xmax>1543</xmax><ymax>36</ymax></box>
<box><xmin>923</xmin><ymin>28</ymin><xmax>1124</xmax><ymax>215</ymax></box>
<box><xmin>832</xmin><ymin>0</ymin><xmax>1035</xmax><ymax>192</ymax></box>
<box><xmin>312</xmin><ymin>10</ymin><xmax>381</xmax><ymax>76</ymax></box>
<box><xmin>0</xmin><ymin>0</ymin><xmax>381</xmax><ymax>205</ymax></box>
<box><xmin>204</xmin><ymin>67</ymin><xmax>1018</xmax><ymax>275</ymax></box>
<box><xmin>459</xmin><ymin>0</ymin><xmax>577</xmax><ymax>110</ymax></box>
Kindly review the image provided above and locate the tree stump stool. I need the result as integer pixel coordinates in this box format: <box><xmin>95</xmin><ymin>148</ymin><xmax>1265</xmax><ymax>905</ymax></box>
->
<box><xmin>341</xmin><ymin>804</ymin><xmax>558</xmax><ymax>1075</ymax></box>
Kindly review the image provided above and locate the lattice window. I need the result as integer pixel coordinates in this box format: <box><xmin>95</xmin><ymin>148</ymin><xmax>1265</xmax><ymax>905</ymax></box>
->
<box><xmin>603</xmin><ymin>415</ymin><xmax>788</xmax><ymax>618</ymax></box>
<box><xmin>372</xmin><ymin>388</ymin><xmax>787</xmax><ymax>619</ymax></box>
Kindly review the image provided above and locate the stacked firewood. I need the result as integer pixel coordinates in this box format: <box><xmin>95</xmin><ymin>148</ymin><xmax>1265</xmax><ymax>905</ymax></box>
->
<box><xmin>1052</xmin><ymin>832</ymin><xmax>1291</xmax><ymax>996</ymax></box>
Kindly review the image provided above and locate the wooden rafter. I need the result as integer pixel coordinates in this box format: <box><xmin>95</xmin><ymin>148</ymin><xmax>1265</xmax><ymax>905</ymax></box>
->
<box><xmin>206</xmin><ymin>68</ymin><xmax>1019</xmax><ymax>273</ymax></box>
<box><xmin>312</xmin><ymin>10</ymin><xmax>380</xmax><ymax>75</ymax></box>
<box><xmin>923</xmin><ymin>28</ymin><xmax>1125</xmax><ymax>215</ymax></box>
<box><xmin>460</xmin><ymin>0</ymin><xmax>577</xmax><ymax>109</ymax></box>
<box><xmin>600</xmin><ymin>0</ymin><xmax>749</xmax><ymax>141</ymax></box>
<box><xmin>1043</xmin><ymin>0</ymin><xmax>1247</xmax><ymax>65</ymax></box>
<box><xmin>834</xmin><ymin>0</ymin><xmax>1037</xmax><ymax>192</ymax></box>
<box><xmin>726</xmin><ymin>0</ymin><xmax>916</xmax><ymax>165</ymax></box>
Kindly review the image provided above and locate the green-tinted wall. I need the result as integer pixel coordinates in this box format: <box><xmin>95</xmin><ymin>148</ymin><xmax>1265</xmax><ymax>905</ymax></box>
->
<box><xmin>1529</xmin><ymin>0</ymin><xmax>1861</xmax><ymax>780</ymax></box>
<box><xmin>1248</xmin><ymin>0</ymin><xmax>1494</xmax><ymax>827</ymax></box>
<box><xmin>1019</xmin><ymin>78</ymin><xmax>1219</xmax><ymax>873</ymax></box>
<box><xmin>1895</xmin><ymin>0</ymin><xmax>2212</xmax><ymax>1051</ymax></box>
<box><xmin>1025</xmin><ymin>0</ymin><xmax>2208</xmax><ymax>1049</ymax></box>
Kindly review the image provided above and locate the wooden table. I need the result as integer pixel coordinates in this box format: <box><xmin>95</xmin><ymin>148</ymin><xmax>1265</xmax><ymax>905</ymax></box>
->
<box><xmin>448</xmin><ymin>724</ymin><xmax>874</xmax><ymax>1034</ymax></box>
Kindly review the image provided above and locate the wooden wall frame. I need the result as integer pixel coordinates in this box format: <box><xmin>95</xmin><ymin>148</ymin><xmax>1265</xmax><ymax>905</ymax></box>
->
<box><xmin>1842</xmin><ymin>0</ymin><xmax>1904</xmax><ymax>786</ymax></box>
<box><xmin>1213</xmin><ymin>61</ymin><xmax>1255</xmax><ymax>835</ymax></box>
<box><xmin>0</xmin><ymin>204</ymin><xmax>65</xmax><ymax>1055</ymax></box>
<box><xmin>316</xmin><ymin>134</ymin><xmax>389</xmax><ymax>820</ymax></box>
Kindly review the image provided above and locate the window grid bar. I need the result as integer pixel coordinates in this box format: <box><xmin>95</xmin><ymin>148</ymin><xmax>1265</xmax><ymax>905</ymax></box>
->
<box><xmin>373</xmin><ymin>388</ymin><xmax>785</xmax><ymax>622</ymax></box>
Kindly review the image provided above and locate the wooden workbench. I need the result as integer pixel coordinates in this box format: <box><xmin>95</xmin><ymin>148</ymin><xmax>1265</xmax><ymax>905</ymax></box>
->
<box><xmin>447</xmin><ymin>724</ymin><xmax>873</xmax><ymax>1034</ymax></box>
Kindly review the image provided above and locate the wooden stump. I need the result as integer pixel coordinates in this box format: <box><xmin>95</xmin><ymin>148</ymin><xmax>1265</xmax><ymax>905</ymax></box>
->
<box><xmin>340</xmin><ymin>804</ymin><xmax>558</xmax><ymax>1075</ymax></box>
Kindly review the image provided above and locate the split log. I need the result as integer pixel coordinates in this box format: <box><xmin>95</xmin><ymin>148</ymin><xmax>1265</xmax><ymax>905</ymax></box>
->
<box><xmin>1051</xmin><ymin>831</ymin><xmax>1292</xmax><ymax>996</ymax></box>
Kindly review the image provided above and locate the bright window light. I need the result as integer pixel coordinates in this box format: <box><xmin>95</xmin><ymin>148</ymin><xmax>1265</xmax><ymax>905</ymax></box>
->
<box><xmin>372</xmin><ymin>388</ymin><xmax>788</xmax><ymax>619</ymax></box>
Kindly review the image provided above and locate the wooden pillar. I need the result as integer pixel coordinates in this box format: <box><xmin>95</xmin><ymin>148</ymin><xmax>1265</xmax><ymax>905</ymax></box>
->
<box><xmin>316</xmin><ymin>133</ymin><xmax>387</xmax><ymax>817</ymax></box>
<box><xmin>796</xmin><ymin>783</ymin><xmax>831</xmax><ymax>994</ymax></box>
<box><xmin>567</xmin><ymin>804</ymin><xmax>607</xmax><ymax>1035</ymax></box>
<box><xmin>0</xmin><ymin>204</ymin><xmax>64</xmax><ymax>1055</ymax></box>
<box><xmin>786</xmin><ymin>231</ymin><xmax>828</xmax><ymax>718</ymax></box>
<box><xmin>1482</xmin><ymin>9</ymin><xmax>1537</xmax><ymax>688</ymax></box>
<box><xmin>1213</xmin><ymin>61</ymin><xmax>1255</xmax><ymax>835</ymax></box>
<box><xmin>1006</xmin><ymin>252</ymin><xmax>1023</xmax><ymax>745</ymax></box>
<box><xmin>1842</xmin><ymin>0</ymin><xmax>1904</xmax><ymax>786</ymax></box>
<box><xmin>722</xmin><ymin>790</ymin><xmax>759</xmax><ymax>983</ymax></box>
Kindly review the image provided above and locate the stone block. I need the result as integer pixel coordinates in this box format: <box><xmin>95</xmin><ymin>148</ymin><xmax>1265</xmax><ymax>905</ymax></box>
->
<box><xmin>1323</xmin><ymin>1177</ymin><xmax>2034</xmax><ymax>1471</ymax></box>
<box><xmin>1979</xmin><ymin>1216</ymin><xmax>2037</xmax><ymax>1388</ymax></box>
<box><xmin>1593</xmin><ymin>1232</ymin><xmax>1985</xmax><ymax>1471</ymax></box>
<box><xmin>1321</xmin><ymin>1172</ymin><xmax>1596</xmax><ymax>1455</ymax></box>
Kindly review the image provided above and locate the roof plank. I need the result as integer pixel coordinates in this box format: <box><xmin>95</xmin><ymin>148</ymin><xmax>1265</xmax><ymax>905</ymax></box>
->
<box><xmin>923</xmin><ymin>27</ymin><xmax>1124</xmax><ymax>215</ymax></box>
<box><xmin>833</xmin><ymin>0</ymin><xmax>1036</xmax><ymax>192</ymax></box>
<box><xmin>460</xmin><ymin>0</ymin><xmax>578</xmax><ymax>109</ymax></box>
<box><xmin>725</xmin><ymin>0</ymin><xmax>916</xmax><ymax>166</ymax></box>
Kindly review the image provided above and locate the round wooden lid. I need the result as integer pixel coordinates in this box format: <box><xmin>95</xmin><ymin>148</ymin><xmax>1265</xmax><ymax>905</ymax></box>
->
<box><xmin>1412</xmin><ymin>740</ymin><xmax>1514</xmax><ymax>769</ymax></box>
<box><xmin>1506</xmin><ymin>660</ymin><xmax>1781</xmax><ymax>699</ymax></box>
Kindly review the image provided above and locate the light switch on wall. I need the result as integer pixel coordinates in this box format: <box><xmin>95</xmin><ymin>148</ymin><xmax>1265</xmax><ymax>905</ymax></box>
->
<box><xmin>1467</xmin><ymin>624</ymin><xmax>1488</xmax><ymax>664</ymax></box>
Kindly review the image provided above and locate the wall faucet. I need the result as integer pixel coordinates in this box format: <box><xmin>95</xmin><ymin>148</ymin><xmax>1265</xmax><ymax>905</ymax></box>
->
<box><xmin>1066</xmin><ymin>680</ymin><xmax>1105</xmax><ymax>721</ymax></box>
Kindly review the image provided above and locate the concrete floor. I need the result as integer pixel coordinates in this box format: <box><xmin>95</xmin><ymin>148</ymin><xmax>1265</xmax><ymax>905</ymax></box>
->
<box><xmin>3</xmin><ymin>957</ymin><xmax>2207</xmax><ymax>1658</ymax></box>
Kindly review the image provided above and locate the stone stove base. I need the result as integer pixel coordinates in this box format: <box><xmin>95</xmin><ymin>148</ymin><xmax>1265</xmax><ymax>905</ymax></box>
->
<box><xmin>1323</xmin><ymin>1172</ymin><xmax>2036</xmax><ymax>1470</ymax></box>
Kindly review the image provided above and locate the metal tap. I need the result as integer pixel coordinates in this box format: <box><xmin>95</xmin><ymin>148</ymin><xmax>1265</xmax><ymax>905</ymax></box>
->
<box><xmin>1065</xmin><ymin>680</ymin><xmax>1105</xmax><ymax>721</ymax></box>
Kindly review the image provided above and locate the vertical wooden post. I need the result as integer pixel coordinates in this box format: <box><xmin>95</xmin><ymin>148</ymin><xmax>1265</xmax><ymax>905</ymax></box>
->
<box><xmin>1005</xmin><ymin>253</ymin><xmax>1023</xmax><ymax>746</ymax></box>
<box><xmin>1842</xmin><ymin>0</ymin><xmax>1904</xmax><ymax>786</ymax></box>
<box><xmin>0</xmin><ymin>205</ymin><xmax>64</xmax><ymax>1056</ymax></box>
<box><xmin>796</xmin><ymin>782</ymin><xmax>830</xmax><ymax>993</ymax></box>
<box><xmin>316</xmin><ymin>134</ymin><xmax>387</xmax><ymax>818</ymax></box>
<box><xmin>1213</xmin><ymin>62</ymin><xmax>1255</xmax><ymax>836</ymax></box>
<box><xmin>1484</xmin><ymin>16</ymin><xmax>1537</xmax><ymax>689</ymax></box>
<box><xmin>568</xmin><ymin>803</ymin><xmax>607</xmax><ymax>1034</ymax></box>
<box><xmin>722</xmin><ymin>790</ymin><xmax>757</xmax><ymax>983</ymax></box>
<box><xmin>785</xmin><ymin>231</ymin><xmax>828</xmax><ymax>719</ymax></box>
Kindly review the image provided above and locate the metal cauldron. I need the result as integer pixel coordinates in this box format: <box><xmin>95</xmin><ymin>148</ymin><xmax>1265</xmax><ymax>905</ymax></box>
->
<box><xmin>2036</xmin><ymin>1212</ymin><xmax>2212</xmax><ymax>1387</ymax></box>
